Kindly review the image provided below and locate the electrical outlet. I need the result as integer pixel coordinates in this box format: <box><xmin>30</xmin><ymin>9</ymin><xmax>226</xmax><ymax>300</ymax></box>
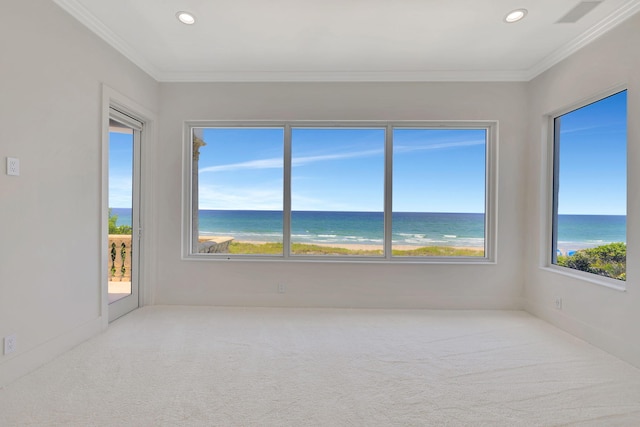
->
<box><xmin>6</xmin><ymin>157</ymin><xmax>19</xmax><ymax>176</ymax></box>
<box><xmin>555</xmin><ymin>297</ymin><xmax>563</xmax><ymax>310</ymax></box>
<box><xmin>4</xmin><ymin>334</ymin><xmax>16</xmax><ymax>355</ymax></box>
<box><xmin>277</xmin><ymin>283</ymin><xmax>285</xmax><ymax>294</ymax></box>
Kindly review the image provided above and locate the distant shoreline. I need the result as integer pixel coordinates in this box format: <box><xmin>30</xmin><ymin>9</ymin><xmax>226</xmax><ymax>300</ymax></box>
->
<box><xmin>556</xmin><ymin>241</ymin><xmax>626</xmax><ymax>255</ymax></box>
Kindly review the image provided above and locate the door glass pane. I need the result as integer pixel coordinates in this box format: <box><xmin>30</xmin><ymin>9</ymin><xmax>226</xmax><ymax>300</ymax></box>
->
<box><xmin>108</xmin><ymin>119</ymin><xmax>133</xmax><ymax>303</ymax></box>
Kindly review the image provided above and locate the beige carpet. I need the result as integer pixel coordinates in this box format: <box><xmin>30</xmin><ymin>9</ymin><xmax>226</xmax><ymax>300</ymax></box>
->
<box><xmin>2</xmin><ymin>307</ymin><xmax>640</xmax><ymax>426</ymax></box>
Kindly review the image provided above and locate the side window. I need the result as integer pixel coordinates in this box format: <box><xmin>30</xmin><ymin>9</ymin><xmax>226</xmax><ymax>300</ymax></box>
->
<box><xmin>552</xmin><ymin>90</ymin><xmax>627</xmax><ymax>281</ymax></box>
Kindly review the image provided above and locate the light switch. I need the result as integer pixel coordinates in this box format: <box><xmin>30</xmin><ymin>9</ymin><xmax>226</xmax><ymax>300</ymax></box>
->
<box><xmin>7</xmin><ymin>157</ymin><xmax>19</xmax><ymax>176</ymax></box>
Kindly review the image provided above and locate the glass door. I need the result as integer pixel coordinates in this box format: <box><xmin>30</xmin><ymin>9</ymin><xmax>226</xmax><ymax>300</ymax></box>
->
<box><xmin>108</xmin><ymin>109</ymin><xmax>141</xmax><ymax>322</ymax></box>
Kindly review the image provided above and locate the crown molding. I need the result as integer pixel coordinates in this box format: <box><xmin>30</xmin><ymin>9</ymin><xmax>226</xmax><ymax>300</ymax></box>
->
<box><xmin>53</xmin><ymin>0</ymin><xmax>162</xmax><ymax>80</ymax></box>
<box><xmin>156</xmin><ymin>70</ymin><xmax>530</xmax><ymax>83</ymax></box>
<box><xmin>525</xmin><ymin>0</ymin><xmax>640</xmax><ymax>80</ymax></box>
<box><xmin>53</xmin><ymin>0</ymin><xmax>640</xmax><ymax>83</ymax></box>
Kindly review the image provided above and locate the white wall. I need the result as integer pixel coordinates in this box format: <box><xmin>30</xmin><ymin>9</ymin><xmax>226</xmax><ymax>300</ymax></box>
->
<box><xmin>0</xmin><ymin>1</ymin><xmax>158</xmax><ymax>385</ymax></box>
<box><xmin>154</xmin><ymin>82</ymin><xmax>528</xmax><ymax>308</ymax></box>
<box><xmin>7</xmin><ymin>0</ymin><xmax>636</xmax><ymax>389</ymax></box>
<box><xmin>524</xmin><ymin>13</ymin><xmax>640</xmax><ymax>367</ymax></box>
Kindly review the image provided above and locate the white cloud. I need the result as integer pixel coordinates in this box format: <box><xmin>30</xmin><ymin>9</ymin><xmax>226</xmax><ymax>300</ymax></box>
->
<box><xmin>559</xmin><ymin>122</ymin><xmax>625</xmax><ymax>135</ymax></box>
<box><xmin>108</xmin><ymin>176</ymin><xmax>132</xmax><ymax>208</ymax></box>
<box><xmin>394</xmin><ymin>139</ymin><xmax>484</xmax><ymax>153</ymax></box>
<box><xmin>199</xmin><ymin>158</ymin><xmax>282</xmax><ymax>173</ymax></box>
<box><xmin>292</xmin><ymin>148</ymin><xmax>382</xmax><ymax>166</ymax></box>
<box><xmin>198</xmin><ymin>184</ymin><xmax>282</xmax><ymax>210</ymax></box>
<box><xmin>199</xmin><ymin>148</ymin><xmax>383</xmax><ymax>174</ymax></box>
<box><xmin>290</xmin><ymin>193</ymin><xmax>342</xmax><ymax>211</ymax></box>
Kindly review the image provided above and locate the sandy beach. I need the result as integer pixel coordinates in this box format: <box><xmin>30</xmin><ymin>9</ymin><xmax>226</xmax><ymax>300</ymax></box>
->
<box><xmin>236</xmin><ymin>240</ymin><xmax>484</xmax><ymax>253</ymax></box>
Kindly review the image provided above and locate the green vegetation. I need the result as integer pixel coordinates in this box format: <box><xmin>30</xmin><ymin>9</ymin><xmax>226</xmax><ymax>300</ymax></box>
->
<box><xmin>229</xmin><ymin>242</ymin><xmax>287</xmax><ymax>255</ymax></box>
<box><xmin>392</xmin><ymin>246</ymin><xmax>483</xmax><ymax>257</ymax></box>
<box><xmin>108</xmin><ymin>209</ymin><xmax>132</xmax><ymax>235</ymax></box>
<box><xmin>557</xmin><ymin>242</ymin><xmax>626</xmax><ymax>281</ymax></box>
<box><xmin>292</xmin><ymin>243</ymin><xmax>380</xmax><ymax>256</ymax></box>
<box><xmin>229</xmin><ymin>242</ymin><xmax>381</xmax><ymax>255</ymax></box>
<box><xmin>228</xmin><ymin>241</ymin><xmax>483</xmax><ymax>257</ymax></box>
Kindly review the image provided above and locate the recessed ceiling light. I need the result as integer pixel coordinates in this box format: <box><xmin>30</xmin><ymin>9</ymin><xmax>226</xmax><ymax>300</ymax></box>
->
<box><xmin>176</xmin><ymin>11</ymin><xmax>196</xmax><ymax>25</ymax></box>
<box><xmin>504</xmin><ymin>8</ymin><xmax>528</xmax><ymax>23</ymax></box>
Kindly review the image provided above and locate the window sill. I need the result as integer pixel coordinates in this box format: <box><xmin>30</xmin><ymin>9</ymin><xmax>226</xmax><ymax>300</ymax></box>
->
<box><xmin>184</xmin><ymin>254</ymin><xmax>496</xmax><ymax>265</ymax></box>
<box><xmin>540</xmin><ymin>265</ymin><xmax>626</xmax><ymax>292</ymax></box>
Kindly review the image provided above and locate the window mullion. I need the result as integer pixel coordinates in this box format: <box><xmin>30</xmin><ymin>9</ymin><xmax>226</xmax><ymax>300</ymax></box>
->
<box><xmin>283</xmin><ymin>124</ymin><xmax>292</xmax><ymax>258</ymax></box>
<box><xmin>384</xmin><ymin>125</ymin><xmax>393</xmax><ymax>259</ymax></box>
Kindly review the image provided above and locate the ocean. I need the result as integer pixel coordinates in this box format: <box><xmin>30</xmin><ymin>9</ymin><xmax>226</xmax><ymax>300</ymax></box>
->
<box><xmin>556</xmin><ymin>214</ymin><xmax>626</xmax><ymax>252</ymax></box>
<box><xmin>109</xmin><ymin>208</ymin><xmax>626</xmax><ymax>249</ymax></box>
<box><xmin>199</xmin><ymin>210</ymin><xmax>485</xmax><ymax>248</ymax></box>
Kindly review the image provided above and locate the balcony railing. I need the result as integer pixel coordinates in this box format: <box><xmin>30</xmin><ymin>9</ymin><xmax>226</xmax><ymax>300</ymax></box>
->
<box><xmin>108</xmin><ymin>234</ymin><xmax>131</xmax><ymax>282</ymax></box>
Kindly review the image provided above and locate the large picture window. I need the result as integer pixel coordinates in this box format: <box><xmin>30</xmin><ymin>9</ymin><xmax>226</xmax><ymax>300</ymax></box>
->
<box><xmin>187</xmin><ymin>122</ymin><xmax>495</xmax><ymax>261</ymax></box>
<box><xmin>551</xmin><ymin>90</ymin><xmax>627</xmax><ymax>281</ymax></box>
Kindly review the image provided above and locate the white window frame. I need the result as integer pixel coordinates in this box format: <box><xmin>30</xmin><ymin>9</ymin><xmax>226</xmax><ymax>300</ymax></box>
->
<box><xmin>542</xmin><ymin>86</ymin><xmax>627</xmax><ymax>290</ymax></box>
<box><xmin>183</xmin><ymin>121</ymin><xmax>498</xmax><ymax>264</ymax></box>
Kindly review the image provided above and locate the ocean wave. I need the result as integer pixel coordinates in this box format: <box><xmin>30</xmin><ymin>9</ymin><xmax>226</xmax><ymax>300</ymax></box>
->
<box><xmin>556</xmin><ymin>240</ymin><xmax>625</xmax><ymax>253</ymax></box>
<box><xmin>206</xmin><ymin>229</ymin><xmax>484</xmax><ymax>247</ymax></box>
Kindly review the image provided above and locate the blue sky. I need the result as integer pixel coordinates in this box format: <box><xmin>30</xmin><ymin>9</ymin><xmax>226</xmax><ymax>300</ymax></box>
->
<box><xmin>195</xmin><ymin>126</ymin><xmax>486</xmax><ymax>213</ymax></box>
<box><xmin>556</xmin><ymin>90</ymin><xmax>627</xmax><ymax>215</ymax></box>
<box><xmin>108</xmin><ymin>131</ymin><xmax>133</xmax><ymax>208</ymax></box>
<box><xmin>197</xmin><ymin>128</ymin><xmax>284</xmax><ymax>211</ymax></box>
<box><xmin>393</xmin><ymin>129</ymin><xmax>485</xmax><ymax>213</ymax></box>
<box><xmin>109</xmin><ymin>90</ymin><xmax>627</xmax><ymax>216</ymax></box>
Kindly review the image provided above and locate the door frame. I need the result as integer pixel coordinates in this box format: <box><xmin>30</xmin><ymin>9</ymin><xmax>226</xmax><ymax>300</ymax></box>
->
<box><xmin>101</xmin><ymin>85</ymin><xmax>157</xmax><ymax>326</ymax></box>
<box><xmin>107</xmin><ymin>110</ymin><xmax>141</xmax><ymax>321</ymax></box>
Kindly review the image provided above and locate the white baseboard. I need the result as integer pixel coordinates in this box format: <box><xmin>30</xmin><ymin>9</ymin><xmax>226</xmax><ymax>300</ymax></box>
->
<box><xmin>0</xmin><ymin>316</ymin><xmax>104</xmax><ymax>387</ymax></box>
<box><xmin>525</xmin><ymin>300</ymin><xmax>640</xmax><ymax>369</ymax></box>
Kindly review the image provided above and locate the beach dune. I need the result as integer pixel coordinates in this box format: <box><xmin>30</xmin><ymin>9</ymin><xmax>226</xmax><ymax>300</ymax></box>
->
<box><xmin>236</xmin><ymin>240</ymin><xmax>484</xmax><ymax>254</ymax></box>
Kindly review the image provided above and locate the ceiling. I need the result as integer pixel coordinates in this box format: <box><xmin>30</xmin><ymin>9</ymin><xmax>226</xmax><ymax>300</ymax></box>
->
<box><xmin>53</xmin><ymin>0</ymin><xmax>640</xmax><ymax>82</ymax></box>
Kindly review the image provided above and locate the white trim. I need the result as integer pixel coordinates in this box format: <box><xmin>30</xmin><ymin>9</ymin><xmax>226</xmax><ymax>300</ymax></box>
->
<box><xmin>53</xmin><ymin>0</ymin><xmax>161</xmax><ymax>80</ymax></box>
<box><xmin>0</xmin><ymin>317</ymin><xmax>102</xmax><ymax>387</ymax></box>
<box><xmin>541</xmin><ymin>85</ymin><xmax>628</xmax><ymax>288</ymax></box>
<box><xmin>182</xmin><ymin>123</ymin><xmax>191</xmax><ymax>258</ymax></box>
<box><xmin>107</xmin><ymin>118</ymin><xmax>141</xmax><ymax>322</ymax></box>
<box><xmin>525</xmin><ymin>0</ymin><xmax>640</xmax><ymax>80</ymax></box>
<box><xmin>158</xmin><ymin>70</ymin><xmax>530</xmax><ymax>83</ymax></box>
<box><xmin>486</xmin><ymin>122</ymin><xmax>499</xmax><ymax>264</ymax></box>
<box><xmin>525</xmin><ymin>299</ymin><xmax>640</xmax><ymax>368</ymax></box>
<box><xmin>101</xmin><ymin>85</ymin><xmax>158</xmax><ymax>327</ymax></box>
<box><xmin>540</xmin><ymin>266</ymin><xmax>626</xmax><ymax>292</ymax></box>
<box><xmin>53</xmin><ymin>0</ymin><xmax>640</xmax><ymax>83</ymax></box>
<box><xmin>539</xmin><ymin>115</ymin><xmax>554</xmax><ymax>269</ymax></box>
